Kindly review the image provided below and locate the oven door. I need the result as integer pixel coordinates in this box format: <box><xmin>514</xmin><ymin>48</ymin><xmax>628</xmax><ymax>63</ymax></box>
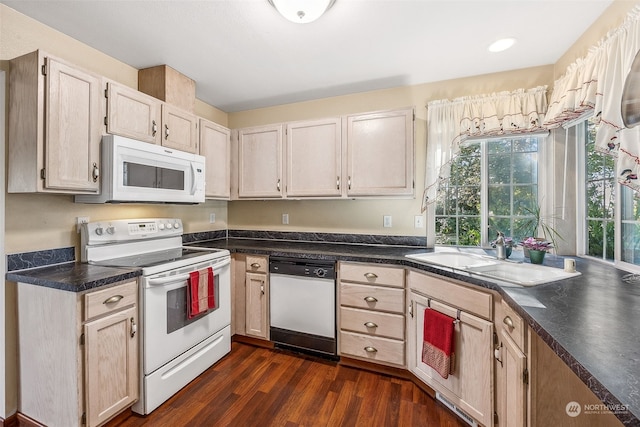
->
<box><xmin>140</xmin><ymin>256</ymin><xmax>230</xmax><ymax>375</ymax></box>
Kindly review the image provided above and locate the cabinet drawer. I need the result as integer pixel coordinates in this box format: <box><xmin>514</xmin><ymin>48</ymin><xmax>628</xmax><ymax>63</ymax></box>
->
<box><xmin>340</xmin><ymin>306</ymin><xmax>404</xmax><ymax>340</ymax></box>
<box><xmin>407</xmin><ymin>270</ymin><xmax>492</xmax><ymax>320</ymax></box>
<box><xmin>246</xmin><ymin>255</ymin><xmax>268</xmax><ymax>273</ymax></box>
<box><xmin>339</xmin><ymin>262</ymin><xmax>404</xmax><ymax>288</ymax></box>
<box><xmin>340</xmin><ymin>331</ymin><xmax>405</xmax><ymax>366</ymax></box>
<box><xmin>500</xmin><ymin>300</ymin><xmax>525</xmax><ymax>350</ymax></box>
<box><xmin>85</xmin><ymin>281</ymin><xmax>137</xmax><ymax>320</ymax></box>
<box><xmin>340</xmin><ymin>283</ymin><xmax>405</xmax><ymax>313</ymax></box>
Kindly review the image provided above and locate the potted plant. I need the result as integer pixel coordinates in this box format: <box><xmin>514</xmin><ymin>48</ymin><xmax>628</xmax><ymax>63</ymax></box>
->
<box><xmin>521</xmin><ymin>237</ymin><xmax>552</xmax><ymax>264</ymax></box>
<box><xmin>521</xmin><ymin>201</ymin><xmax>563</xmax><ymax>256</ymax></box>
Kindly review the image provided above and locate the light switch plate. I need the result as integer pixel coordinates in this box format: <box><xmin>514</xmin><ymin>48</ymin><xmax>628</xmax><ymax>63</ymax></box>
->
<box><xmin>209</xmin><ymin>213</ymin><xmax>216</xmax><ymax>224</ymax></box>
<box><xmin>414</xmin><ymin>215</ymin><xmax>424</xmax><ymax>228</ymax></box>
<box><xmin>383</xmin><ymin>215</ymin><xmax>392</xmax><ymax>228</ymax></box>
<box><xmin>282</xmin><ymin>213</ymin><xmax>289</xmax><ymax>225</ymax></box>
<box><xmin>76</xmin><ymin>216</ymin><xmax>89</xmax><ymax>233</ymax></box>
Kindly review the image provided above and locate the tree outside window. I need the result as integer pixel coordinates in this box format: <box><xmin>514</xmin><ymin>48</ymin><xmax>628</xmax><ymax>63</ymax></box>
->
<box><xmin>435</xmin><ymin>136</ymin><xmax>540</xmax><ymax>247</ymax></box>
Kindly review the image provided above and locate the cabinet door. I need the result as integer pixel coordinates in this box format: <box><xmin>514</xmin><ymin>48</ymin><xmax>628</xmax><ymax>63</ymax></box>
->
<box><xmin>106</xmin><ymin>82</ymin><xmax>161</xmax><ymax>144</ymax></box>
<box><xmin>84</xmin><ymin>305</ymin><xmax>138</xmax><ymax>427</ymax></box>
<box><xmin>286</xmin><ymin>118</ymin><xmax>342</xmax><ymax>197</ymax></box>
<box><xmin>45</xmin><ymin>57</ymin><xmax>102</xmax><ymax>192</ymax></box>
<box><xmin>161</xmin><ymin>104</ymin><xmax>198</xmax><ymax>153</ymax></box>
<box><xmin>346</xmin><ymin>108</ymin><xmax>414</xmax><ymax>196</ymax></box>
<box><xmin>200</xmin><ymin>119</ymin><xmax>231</xmax><ymax>199</ymax></box>
<box><xmin>408</xmin><ymin>292</ymin><xmax>493</xmax><ymax>427</ymax></box>
<box><xmin>245</xmin><ymin>272</ymin><xmax>269</xmax><ymax>339</ymax></box>
<box><xmin>495</xmin><ymin>330</ymin><xmax>527</xmax><ymax>427</ymax></box>
<box><xmin>237</xmin><ymin>125</ymin><xmax>284</xmax><ymax>198</ymax></box>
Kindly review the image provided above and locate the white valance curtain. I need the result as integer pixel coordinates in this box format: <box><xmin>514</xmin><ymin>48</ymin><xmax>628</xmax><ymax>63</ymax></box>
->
<box><xmin>544</xmin><ymin>5</ymin><xmax>640</xmax><ymax>193</ymax></box>
<box><xmin>424</xmin><ymin>86</ymin><xmax>548</xmax><ymax>209</ymax></box>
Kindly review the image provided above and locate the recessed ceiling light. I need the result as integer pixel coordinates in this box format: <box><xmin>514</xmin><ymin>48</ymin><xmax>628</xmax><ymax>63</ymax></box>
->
<box><xmin>488</xmin><ymin>38</ymin><xmax>517</xmax><ymax>53</ymax></box>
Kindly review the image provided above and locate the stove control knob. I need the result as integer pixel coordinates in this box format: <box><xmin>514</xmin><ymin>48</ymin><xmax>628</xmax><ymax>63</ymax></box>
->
<box><xmin>106</xmin><ymin>226</ymin><xmax>115</xmax><ymax>235</ymax></box>
<box><xmin>173</xmin><ymin>222</ymin><xmax>181</xmax><ymax>229</ymax></box>
<box><xmin>158</xmin><ymin>223</ymin><xmax>166</xmax><ymax>231</ymax></box>
<box><xmin>315</xmin><ymin>268</ymin><xmax>326</xmax><ymax>278</ymax></box>
<box><xmin>95</xmin><ymin>227</ymin><xmax>104</xmax><ymax>236</ymax></box>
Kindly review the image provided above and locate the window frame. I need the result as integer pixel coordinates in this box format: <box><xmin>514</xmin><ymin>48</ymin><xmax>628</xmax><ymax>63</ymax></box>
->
<box><xmin>575</xmin><ymin>119</ymin><xmax>640</xmax><ymax>272</ymax></box>
<box><xmin>429</xmin><ymin>133</ymin><xmax>548</xmax><ymax>248</ymax></box>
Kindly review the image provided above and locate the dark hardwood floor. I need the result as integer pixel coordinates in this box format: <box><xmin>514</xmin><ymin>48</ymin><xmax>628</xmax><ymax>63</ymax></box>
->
<box><xmin>108</xmin><ymin>342</ymin><xmax>467</xmax><ymax>427</ymax></box>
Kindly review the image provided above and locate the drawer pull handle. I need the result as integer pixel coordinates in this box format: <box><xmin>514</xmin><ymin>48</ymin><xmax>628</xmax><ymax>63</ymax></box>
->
<box><xmin>130</xmin><ymin>317</ymin><xmax>137</xmax><ymax>338</ymax></box>
<box><xmin>364</xmin><ymin>322</ymin><xmax>378</xmax><ymax>328</ymax></box>
<box><xmin>364</xmin><ymin>296</ymin><xmax>378</xmax><ymax>303</ymax></box>
<box><xmin>503</xmin><ymin>316</ymin><xmax>514</xmax><ymax>328</ymax></box>
<box><xmin>251</xmin><ymin>263</ymin><xmax>261</xmax><ymax>269</ymax></box>
<box><xmin>260</xmin><ymin>284</ymin><xmax>265</xmax><ymax>295</ymax></box>
<box><xmin>364</xmin><ymin>346</ymin><xmax>378</xmax><ymax>353</ymax></box>
<box><xmin>364</xmin><ymin>272</ymin><xmax>378</xmax><ymax>279</ymax></box>
<box><xmin>103</xmin><ymin>295</ymin><xmax>124</xmax><ymax>305</ymax></box>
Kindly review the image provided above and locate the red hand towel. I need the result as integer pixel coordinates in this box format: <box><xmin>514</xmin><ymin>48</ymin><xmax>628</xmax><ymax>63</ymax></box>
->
<box><xmin>422</xmin><ymin>308</ymin><xmax>456</xmax><ymax>379</ymax></box>
<box><xmin>187</xmin><ymin>267</ymin><xmax>215</xmax><ymax>319</ymax></box>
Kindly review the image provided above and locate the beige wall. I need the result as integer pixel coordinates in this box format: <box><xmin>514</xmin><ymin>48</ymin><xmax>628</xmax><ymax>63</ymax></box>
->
<box><xmin>1</xmin><ymin>0</ymin><xmax>637</xmax><ymax>420</ymax></box>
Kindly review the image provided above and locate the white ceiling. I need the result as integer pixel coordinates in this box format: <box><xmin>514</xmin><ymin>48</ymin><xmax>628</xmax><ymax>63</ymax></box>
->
<box><xmin>2</xmin><ymin>0</ymin><xmax>614</xmax><ymax>112</ymax></box>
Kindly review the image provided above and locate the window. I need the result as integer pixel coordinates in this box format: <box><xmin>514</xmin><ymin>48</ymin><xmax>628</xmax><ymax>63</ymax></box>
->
<box><xmin>435</xmin><ymin>136</ymin><xmax>541</xmax><ymax>247</ymax></box>
<box><xmin>581</xmin><ymin>120</ymin><xmax>640</xmax><ymax>267</ymax></box>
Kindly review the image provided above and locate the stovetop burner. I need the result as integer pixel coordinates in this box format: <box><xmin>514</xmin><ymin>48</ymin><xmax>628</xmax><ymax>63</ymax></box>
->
<box><xmin>89</xmin><ymin>247</ymin><xmax>223</xmax><ymax>269</ymax></box>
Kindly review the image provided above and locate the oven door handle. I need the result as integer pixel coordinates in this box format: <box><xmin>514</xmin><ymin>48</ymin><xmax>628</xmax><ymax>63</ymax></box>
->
<box><xmin>147</xmin><ymin>274</ymin><xmax>192</xmax><ymax>286</ymax></box>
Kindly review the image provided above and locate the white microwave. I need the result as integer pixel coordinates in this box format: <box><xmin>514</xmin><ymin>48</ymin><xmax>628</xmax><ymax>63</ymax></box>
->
<box><xmin>76</xmin><ymin>135</ymin><xmax>205</xmax><ymax>204</ymax></box>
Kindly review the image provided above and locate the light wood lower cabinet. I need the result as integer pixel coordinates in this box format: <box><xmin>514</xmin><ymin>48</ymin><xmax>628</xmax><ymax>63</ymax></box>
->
<box><xmin>494</xmin><ymin>298</ymin><xmax>528</xmax><ymax>427</ymax></box>
<box><xmin>18</xmin><ymin>280</ymin><xmax>139</xmax><ymax>427</ymax></box>
<box><xmin>338</xmin><ymin>262</ymin><xmax>405</xmax><ymax>367</ymax></box>
<box><xmin>407</xmin><ymin>270</ymin><xmax>493</xmax><ymax>427</ymax></box>
<box><xmin>232</xmin><ymin>254</ymin><xmax>270</xmax><ymax>340</ymax></box>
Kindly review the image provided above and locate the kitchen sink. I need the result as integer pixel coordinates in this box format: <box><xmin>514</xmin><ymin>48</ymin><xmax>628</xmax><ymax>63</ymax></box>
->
<box><xmin>465</xmin><ymin>261</ymin><xmax>580</xmax><ymax>287</ymax></box>
<box><xmin>405</xmin><ymin>251</ymin><xmax>497</xmax><ymax>268</ymax></box>
<box><xmin>405</xmin><ymin>251</ymin><xmax>581</xmax><ymax>287</ymax></box>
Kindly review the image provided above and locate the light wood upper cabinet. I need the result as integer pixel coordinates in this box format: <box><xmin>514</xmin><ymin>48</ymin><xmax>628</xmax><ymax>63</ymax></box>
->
<box><xmin>237</xmin><ymin>124</ymin><xmax>284</xmax><ymax>198</ymax></box>
<box><xmin>346</xmin><ymin>108</ymin><xmax>414</xmax><ymax>196</ymax></box>
<box><xmin>9</xmin><ymin>50</ymin><xmax>102</xmax><ymax>194</ymax></box>
<box><xmin>161</xmin><ymin>103</ymin><xmax>199</xmax><ymax>154</ymax></box>
<box><xmin>200</xmin><ymin>118</ymin><xmax>231</xmax><ymax>199</ymax></box>
<box><xmin>105</xmin><ymin>81</ymin><xmax>161</xmax><ymax>144</ymax></box>
<box><xmin>286</xmin><ymin>118</ymin><xmax>342</xmax><ymax>197</ymax></box>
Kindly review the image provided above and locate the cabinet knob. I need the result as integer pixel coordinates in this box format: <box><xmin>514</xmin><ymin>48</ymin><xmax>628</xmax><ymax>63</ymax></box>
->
<box><xmin>92</xmin><ymin>163</ymin><xmax>99</xmax><ymax>183</ymax></box>
<box><xmin>503</xmin><ymin>316</ymin><xmax>514</xmax><ymax>329</ymax></box>
<box><xmin>364</xmin><ymin>322</ymin><xmax>378</xmax><ymax>329</ymax></box>
<box><xmin>364</xmin><ymin>346</ymin><xmax>378</xmax><ymax>353</ymax></box>
<box><xmin>103</xmin><ymin>295</ymin><xmax>123</xmax><ymax>305</ymax></box>
<box><xmin>364</xmin><ymin>296</ymin><xmax>378</xmax><ymax>303</ymax></box>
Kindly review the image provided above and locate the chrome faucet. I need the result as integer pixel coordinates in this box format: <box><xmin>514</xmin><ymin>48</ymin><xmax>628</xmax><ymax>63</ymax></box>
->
<box><xmin>495</xmin><ymin>232</ymin><xmax>506</xmax><ymax>260</ymax></box>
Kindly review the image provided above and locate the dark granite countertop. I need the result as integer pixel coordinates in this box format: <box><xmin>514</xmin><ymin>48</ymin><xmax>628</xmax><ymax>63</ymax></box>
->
<box><xmin>6</xmin><ymin>262</ymin><xmax>142</xmax><ymax>293</ymax></box>
<box><xmin>187</xmin><ymin>237</ymin><xmax>640</xmax><ymax>426</ymax></box>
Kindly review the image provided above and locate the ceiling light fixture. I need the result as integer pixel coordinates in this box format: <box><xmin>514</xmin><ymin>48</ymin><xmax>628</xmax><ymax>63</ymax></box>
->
<box><xmin>268</xmin><ymin>0</ymin><xmax>336</xmax><ymax>24</ymax></box>
<box><xmin>488</xmin><ymin>37</ymin><xmax>517</xmax><ymax>53</ymax></box>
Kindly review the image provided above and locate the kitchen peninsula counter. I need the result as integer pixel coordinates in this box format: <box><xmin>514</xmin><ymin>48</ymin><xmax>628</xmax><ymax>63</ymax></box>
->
<box><xmin>188</xmin><ymin>236</ymin><xmax>640</xmax><ymax>426</ymax></box>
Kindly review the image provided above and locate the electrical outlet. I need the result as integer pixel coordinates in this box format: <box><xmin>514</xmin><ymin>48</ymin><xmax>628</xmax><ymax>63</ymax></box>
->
<box><xmin>282</xmin><ymin>213</ymin><xmax>289</xmax><ymax>225</ymax></box>
<box><xmin>209</xmin><ymin>213</ymin><xmax>216</xmax><ymax>224</ymax></box>
<box><xmin>414</xmin><ymin>215</ymin><xmax>424</xmax><ymax>228</ymax></box>
<box><xmin>76</xmin><ymin>216</ymin><xmax>89</xmax><ymax>233</ymax></box>
<box><xmin>383</xmin><ymin>215</ymin><xmax>392</xmax><ymax>228</ymax></box>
